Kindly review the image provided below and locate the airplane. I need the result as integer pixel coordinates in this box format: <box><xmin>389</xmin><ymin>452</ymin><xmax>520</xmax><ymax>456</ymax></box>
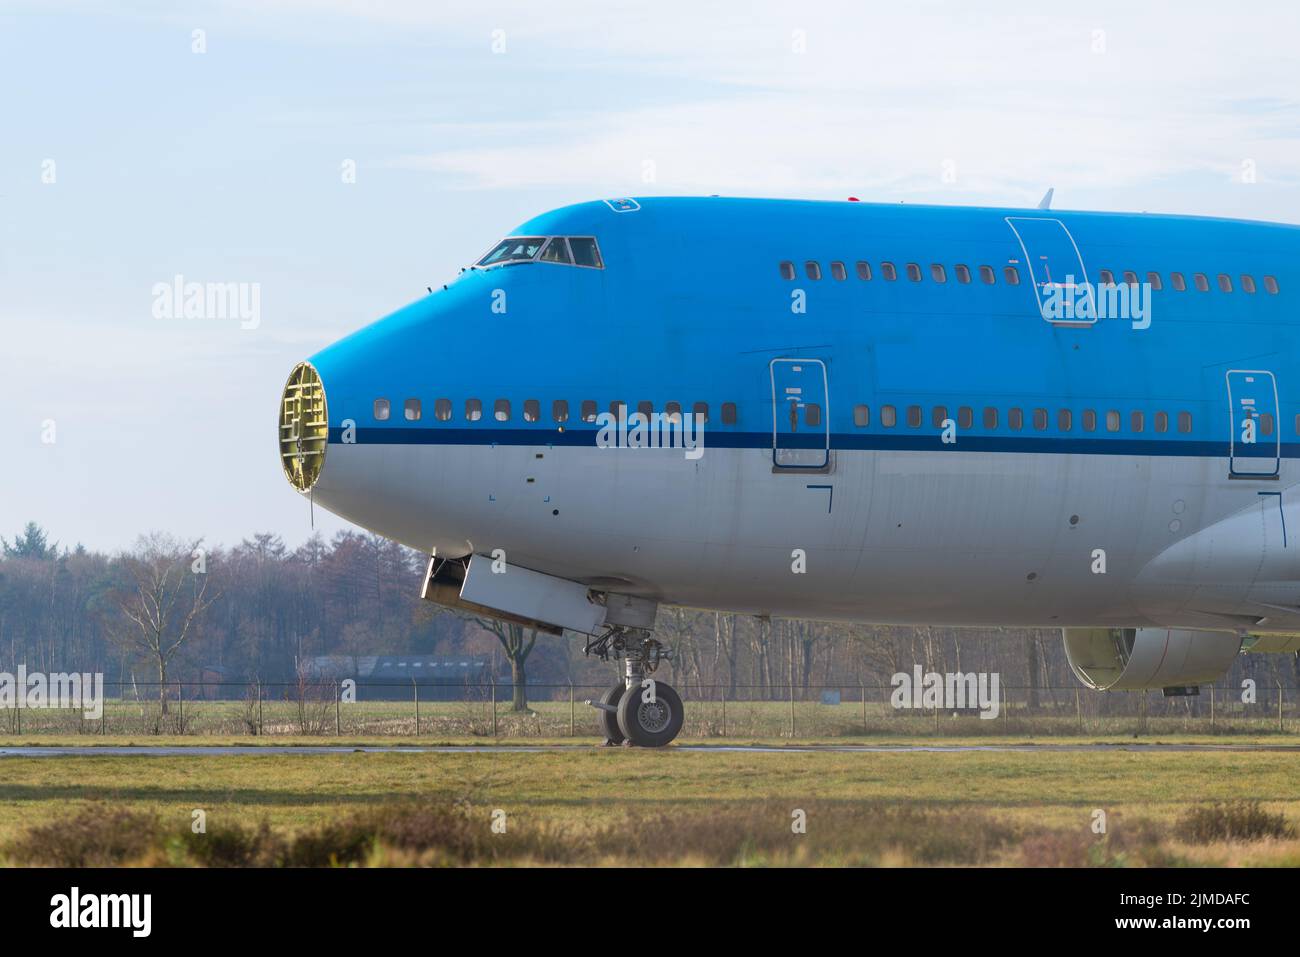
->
<box><xmin>278</xmin><ymin>195</ymin><xmax>1300</xmax><ymax>747</ymax></box>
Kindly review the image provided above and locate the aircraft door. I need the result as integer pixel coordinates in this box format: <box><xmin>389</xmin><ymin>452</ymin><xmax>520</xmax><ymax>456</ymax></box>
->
<box><xmin>770</xmin><ymin>358</ymin><xmax>829</xmax><ymax>469</ymax></box>
<box><xmin>1227</xmin><ymin>370</ymin><xmax>1280</xmax><ymax>478</ymax></box>
<box><xmin>1005</xmin><ymin>217</ymin><xmax>1095</xmax><ymax>324</ymax></box>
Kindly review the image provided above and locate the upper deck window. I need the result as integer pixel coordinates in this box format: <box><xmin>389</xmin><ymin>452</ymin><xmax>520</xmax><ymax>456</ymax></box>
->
<box><xmin>477</xmin><ymin>237</ymin><xmax>547</xmax><ymax>266</ymax></box>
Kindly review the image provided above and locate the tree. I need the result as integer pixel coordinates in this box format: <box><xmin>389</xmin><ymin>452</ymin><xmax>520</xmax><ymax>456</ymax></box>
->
<box><xmin>474</xmin><ymin>617</ymin><xmax>537</xmax><ymax>711</ymax></box>
<box><xmin>2</xmin><ymin>522</ymin><xmax>57</xmax><ymax>560</ymax></box>
<box><xmin>111</xmin><ymin>533</ymin><xmax>217</xmax><ymax>714</ymax></box>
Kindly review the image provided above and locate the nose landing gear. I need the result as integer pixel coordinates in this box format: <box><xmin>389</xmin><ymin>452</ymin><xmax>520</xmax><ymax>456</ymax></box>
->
<box><xmin>585</xmin><ymin>626</ymin><xmax>684</xmax><ymax>747</ymax></box>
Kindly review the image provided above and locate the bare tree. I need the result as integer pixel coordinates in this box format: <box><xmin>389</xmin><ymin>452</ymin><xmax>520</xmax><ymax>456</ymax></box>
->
<box><xmin>474</xmin><ymin>617</ymin><xmax>537</xmax><ymax>711</ymax></box>
<box><xmin>111</xmin><ymin>533</ymin><xmax>217</xmax><ymax>715</ymax></box>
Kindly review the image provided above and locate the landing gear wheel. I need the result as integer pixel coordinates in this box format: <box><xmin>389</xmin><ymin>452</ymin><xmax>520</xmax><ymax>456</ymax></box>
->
<box><xmin>616</xmin><ymin>680</ymin><xmax>684</xmax><ymax>747</ymax></box>
<box><xmin>598</xmin><ymin>683</ymin><xmax>625</xmax><ymax>745</ymax></box>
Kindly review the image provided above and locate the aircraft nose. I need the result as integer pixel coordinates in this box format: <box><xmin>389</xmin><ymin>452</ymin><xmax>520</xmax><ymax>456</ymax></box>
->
<box><xmin>278</xmin><ymin>361</ymin><xmax>330</xmax><ymax>493</ymax></box>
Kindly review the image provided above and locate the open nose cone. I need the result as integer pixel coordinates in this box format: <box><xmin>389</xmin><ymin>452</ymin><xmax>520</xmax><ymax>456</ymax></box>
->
<box><xmin>278</xmin><ymin>361</ymin><xmax>329</xmax><ymax>492</ymax></box>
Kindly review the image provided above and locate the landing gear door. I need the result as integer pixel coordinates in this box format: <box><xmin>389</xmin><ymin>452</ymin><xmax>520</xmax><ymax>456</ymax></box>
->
<box><xmin>1227</xmin><ymin>370</ymin><xmax>1280</xmax><ymax>479</ymax></box>
<box><xmin>770</xmin><ymin>358</ymin><xmax>829</xmax><ymax>469</ymax></box>
<box><xmin>1005</xmin><ymin>217</ymin><xmax>1095</xmax><ymax>325</ymax></box>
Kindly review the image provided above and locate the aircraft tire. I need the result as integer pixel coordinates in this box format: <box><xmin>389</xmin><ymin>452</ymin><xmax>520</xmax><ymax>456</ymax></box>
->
<box><xmin>616</xmin><ymin>679</ymin><xmax>684</xmax><ymax>747</ymax></box>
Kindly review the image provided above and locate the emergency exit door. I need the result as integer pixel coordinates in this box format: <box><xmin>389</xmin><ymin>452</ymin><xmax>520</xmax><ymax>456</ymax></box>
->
<box><xmin>770</xmin><ymin>358</ymin><xmax>829</xmax><ymax>469</ymax></box>
<box><xmin>1227</xmin><ymin>370</ymin><xmax>1280</xmax><ymax>478</ymax></box>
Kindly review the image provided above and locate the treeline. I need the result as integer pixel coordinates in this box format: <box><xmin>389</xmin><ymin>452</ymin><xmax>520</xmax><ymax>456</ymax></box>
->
<box><xmin>1</xmin><ymin>522</ymin><xmax>1296</xmax><ymax>706</ymax></box>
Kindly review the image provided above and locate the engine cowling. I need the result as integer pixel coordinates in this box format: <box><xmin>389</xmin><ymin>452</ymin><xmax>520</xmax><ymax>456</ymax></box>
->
<box><xmin>1062</xmin><ymin>628</ymin><xmax>1241</xmax><ymax>691</ymax></box>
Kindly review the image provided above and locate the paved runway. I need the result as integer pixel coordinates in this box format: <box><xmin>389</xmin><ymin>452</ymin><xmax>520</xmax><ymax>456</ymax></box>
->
<box><xmin>2</xmin><ymin>743</ymin><xmax>1298</xmax><ymax>757</ymax></box>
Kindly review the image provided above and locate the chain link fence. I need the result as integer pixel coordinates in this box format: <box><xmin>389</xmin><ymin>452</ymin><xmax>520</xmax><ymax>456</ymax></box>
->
<box><xmin>2</xmin><ymin>679</ymin><xmax>1296</xmax><ymax>738</ymax></box>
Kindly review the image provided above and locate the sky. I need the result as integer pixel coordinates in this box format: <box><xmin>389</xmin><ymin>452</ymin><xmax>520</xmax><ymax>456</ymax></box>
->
<box><xmin>3</xmin><ymin>0</ymin><xmax>1300</xmax><ymax>553</ymax></box>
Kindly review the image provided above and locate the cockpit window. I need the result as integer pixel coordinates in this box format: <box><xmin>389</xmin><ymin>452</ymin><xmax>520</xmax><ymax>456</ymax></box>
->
<box><xmin>476</xmin><ymin>235</ymin><xmax>604</xmax><ymax>270</ymax></box>
<box><xmin>477</xmin><ymin>237</ymin><xmax>547</xmax><ymax>266</ymax></box>
<box><xmin>569</xmin><ymin>237</ymin><xmax>603</xmax><ymax>268</ymax></box>
<box><xmin>539</xmin><ymin>237</ymin><xmax>572</xmax><ymax>264</ymax></box>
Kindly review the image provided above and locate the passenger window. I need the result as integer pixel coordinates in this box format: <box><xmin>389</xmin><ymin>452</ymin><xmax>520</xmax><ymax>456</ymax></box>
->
<box><xmin>805</xmin><ymin>404</ymin><xmax>821</xmax><ymax>427</ymax></box>
<box><xmin>569</xmin><ymin>237</ymin><xmax>604</xmax><ymax>268</ymax></box>
<box><xmin>1058</xmin><ymin>409</ymin><xmax>1072</xmax><ymax>431</ymax></box>
<box><xmin>1146</xmin><ymin>272</ymin><xmax>1162</xmax><ymax>291</ymax></box>
<box><xmin>958</xmin><ymin>406</ymin><xmax>973</xmax><ymax>429</ymax></box>
<box><xmin>581</xmin><ymin>400</ymin><xmax>597</xmax><ymax>423</ymax></box>
<box><xmin>610</xmin><ymin>401</ymin><xmax>626</xmax><ymax>417</ymax></box>
<box><xmin>979</xmin><ymin>265</ymin><xmax>996</xmax><ymax>284</ymax></box>
<box><xmin>982</xmin><ymin>407</ymin><xmax>998</xmax><ymax>429</ymax></box>
<box><xmin>805</xmin><ymin>261</ymin><xmax>822</xmax><ymax>280</ymax></box>
<box><xmin>855</xmin><ymin>261</ymin><xmax>872</xmax><ymax>281</ymax></box>
<box><xmin>1264</xmin><ymin>275</ymin><xmax>1280</xmax><ymax>294</ymax></box>
<box><xmin>1241</xmin><ymin>275</ymin><xmax>1257</xmax><ymax>294</ymax></box>
<box><xmin>494</xmin><ymin>399</ymin><xmax>511</xmax><ymax>422</ymax></box>
<box><xmin>693</xmin><ymin>401</ymin><xmax>709</xmax><ymax>423</ymax></box>
<box><xmin>523</xmin><ymin>399</ymin><xmax>540</xmax><ymax>422</ymax></box>
<box><xmin>465</xmin><ymin>399</ymin><xmax>482</xmax><ymax>421</ymax></box>
<box><xmin>1098</xmin><ymin>270</ymin><xmax>1115</xmax><ymax>286</ymax></box>
<box><xmin>1130</xmin><ymin>411</ymin><xmax>1144</xmax><ymax>433</ymax></box>
<box><xmin>637</xmin><ymin>401</ymin><xmax>653</xmax><ymax>418</ymax></box>
<box><xmin>779</xmin><ymin>261</ymin><xmax>796</xmax><ymax>280</ymax></box>
<box><xmin>1003</xmin><ymin>266</ymin><xmax>1021</xmax><ymax>285</ymax></box>
<box><xmin>373</xmin><ymin>399</ymin><xmax>390</xmax><ymax>421</ymax></box>
<box><xmin>404</xmin><ymin>398</ymin><xmax>421</xmax><ymax>421</ymax></box>
<box><xmin>1178</xmin><ymin>412</ymin><xmax>1193</xmax><ymax>433</ymax></box>
<box><xmin>1171</xmin><ymin>272</ymin><xmax>1187</xmax><ymax>291</ymax></box>
<box><xmin>830</xmin><ymin>261</ymin><xmax>847</xmax><ymax>281</ymax></box>
<box><xmin>906</xmin><ymin>263</ymin><xmax>922</xmax><ymax>282</ymax></box>
<box><xmin>540</xmin><ymin>237</ymin><xmax>572</xmax><ymax>264</ymax></box>
<box><xmin>1123</xmin><ymin>271</ymin><xmax>1139</xmax><ymax>286</ymax></box>
<box><xmin>1218</xmin><ymin>273</ymin><xmax>1233</xmax><ymax>292</ymax></box>
<box><xmin>1032</xmin><ymin>408</ymin><xmax>1048</xmax><ymax>430</ymax></box>
<box><xmin>665</xmin><ymin>401</ymin><xmax>682</xmax><ymax>424</ymax></box>
<box><xmin>932</xmin><ymin>406</ymin><xmax>947</xmax><ymax>428</ymax></box>
<box><xmin>907</xmin><ymin>405</ymin><xmax>922</xmax><ymax>427</ymax></box>
<box><xmin>1008</xmin><ymin>408</ymin><xmax>1023</xmax><ymax>430</ymax></box>
<box><xmin>1261</xmin><ymin>412</ymin><xmax>1275</xmax><ymax>436</ymax></box>
<box><xmin>881</xmin><ymin>262</ymin><xmax>898</xmax><ymax>281</ymax></box>
<box><xmin>881</xmin><ymin>405</ymin><xmax>897</xmax><ymax>428</ymax></box>
<box><xmin>434</xmin><ymin>398</ymin><xmax>452</xmax><ymax>421</ymax></box>
<box><xmin>1155</xmin><ymin>411</ymin><xmax>1169</xmax><ymax>433</ymax></box>
<box><xmin>1193</xmin><ymin>273</ymin><xmax>1209</xmax><ymax>292</ymax></box>
<box><xmin>721</xmin><ymin>402</ymin><xmax>738</xmax><ymax>425</ymax></box>
<box><xmin>1082</xmin><ymin>409</ymin><xmax>1097</xmax><ymax>432</ymax></box>
<box><xmin>930</xmin><ymin>264</ymin><xmax>947</xmax><ymax>283</ymax></box>
<box><xmin>1105</xmin><ymin>410</ymin><xmax>1120</xmax><ymax>432</ymax></box>
<box><xmin>853</xmin><ymin>404</ymin><xmax>870</xmax><ymax>427</ymax></box>
<box><xmin>955</xmin><ymin>264</ymin><xmax>971</xmax><ymax>284</ymax></box>
<box><xmin>552</xmin><ymin>399</ymin><xmax>569</xmax><ymax>423</ymax></box>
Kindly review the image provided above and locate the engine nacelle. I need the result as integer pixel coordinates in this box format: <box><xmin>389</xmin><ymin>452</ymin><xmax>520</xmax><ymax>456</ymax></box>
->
<box><xmin>1062</xmin><ymin>627</ymin><xmax>1241</xmax><ymax>691</ymax></box>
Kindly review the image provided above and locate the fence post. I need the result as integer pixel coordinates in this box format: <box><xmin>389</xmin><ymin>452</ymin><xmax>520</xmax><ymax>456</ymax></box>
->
<box><xmin>788</xmin><ymin>682</ymin><xmax>795</xmax><ymax>738</ymax></box>
<box><xmin>1280</xmin><ymin>683</ymin><xmax>1285</xmax><ymax>733</ymax></box>
<box><xmin>178</xmin><ymin>683</ymin><xmax>184</xmax><ymax>734</ymax></box>
<box><xmin>258</xmin><ymin>685</ymin><xmax>264</xmax><ymax>737</ymax></box>
<box><xmin>413</xmin><ymin>679</ymin><xmax>420</xmax><ymax>737</ymax></box>
<box><xmin>721</xmin><ymin>684</ymin><xmax>727</xmax><ymax>738</ymax></box>
<box><xmin>861</xmin><ymin>681</ymin><xmax>867</xmax><ymax>733</ymax></box>
<box><xmin>1075</xmin><ymin>687</ymin><xmax>1081</xmax><ymax>732</ymax></box>
<box><xmin>1002</xmin><ymin>686</ymin><xmax>1008</xmax><ymax>732</ymax></box>
<box><xmin>1210</xmin><ymin>686</ymin><xmax>1216</xmax><ymax>729</ymax></box>
<box><xmin>490</xmin><ymin>678</ymin><xmax>497</xmax><ymax>737</ymax></box>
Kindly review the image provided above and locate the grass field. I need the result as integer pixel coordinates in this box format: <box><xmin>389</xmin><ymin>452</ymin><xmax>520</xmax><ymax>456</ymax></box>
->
<box><xmin>2</xmin><ymin>738</ymin><xmax>1299</xmax><ymax>866</ymax></box>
